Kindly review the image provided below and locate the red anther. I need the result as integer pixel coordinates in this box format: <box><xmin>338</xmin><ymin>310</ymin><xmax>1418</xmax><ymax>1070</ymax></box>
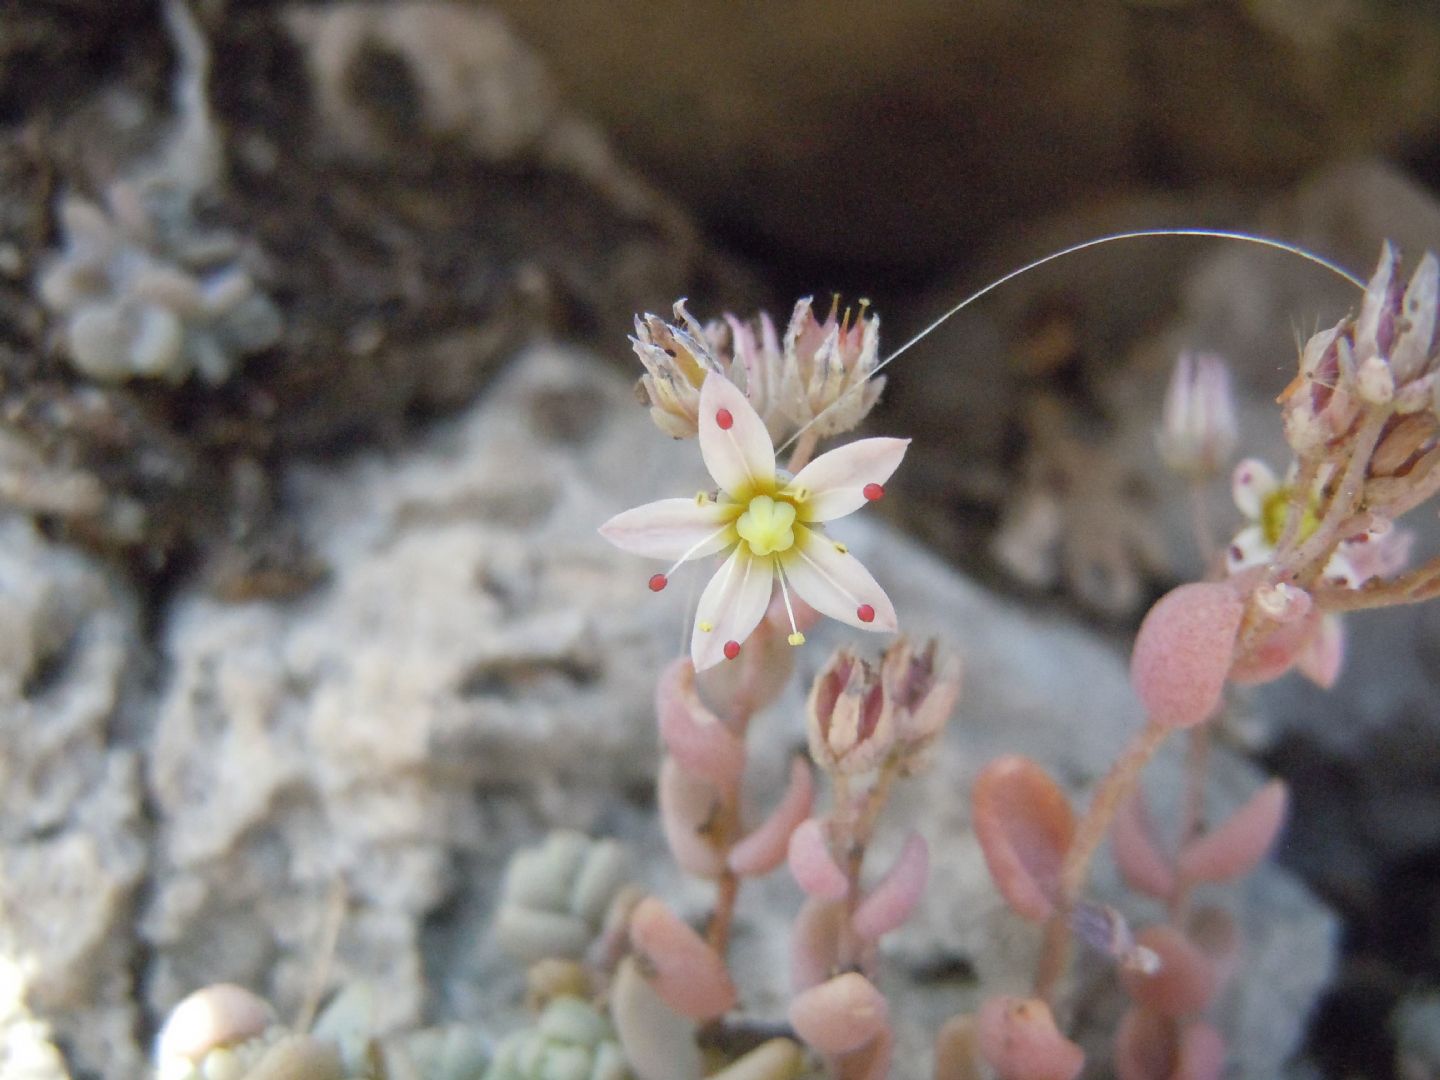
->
<box><xmin>648</xmin><ymin>574</ymin><xmax>668</xmax><ymax>592</ymax></box>
<box><xmin>857</xmin><ymin>604</ymin><xmax>876</xmax><ymax>623</ymax></box>
<box><xmin>723</xmin><ymin>640</ymin><xmax>741</xmax><ymax>660</ymax></box>
<box><xmin>863</xmin><ymin>483</ymin><xmax>885</xmax><ymax>501</ymax></box>
<box><xmin>716</xmin><ymin>408</ymin><xmax>734</xmax><ymax>430</ymax></box>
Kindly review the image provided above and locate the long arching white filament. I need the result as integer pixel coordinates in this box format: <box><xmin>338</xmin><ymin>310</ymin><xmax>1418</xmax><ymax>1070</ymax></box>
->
<box><xmin>776</xmin><ymin>228</ymin><xmax>1367</xmax><ymax>457</ymax></box>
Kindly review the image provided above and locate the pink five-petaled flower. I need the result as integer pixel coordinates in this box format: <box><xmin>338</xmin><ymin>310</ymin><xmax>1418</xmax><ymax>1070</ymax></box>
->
<box><xmin>600</xmin><ymin>374</ymin><xmax>907</xmax><ymax>671</ymax></box>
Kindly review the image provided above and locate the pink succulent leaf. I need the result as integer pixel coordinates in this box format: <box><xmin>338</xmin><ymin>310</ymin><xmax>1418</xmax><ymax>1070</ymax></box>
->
<box><xmin>698</xmin><ymin>372</ymin><xmax>776</xmax><ymax>498</ymax></box>
<box><xmin>628</xmin><ymin>897</ymin><xmax>737</xmax><ymax>1021</ymax></box>
<box><xmin>976</xmin><ymin>996</ymin><xmax>1084</xmax><ymax>1080</ymax></box>
<box><xmin>610</xmin><ymin>957</ymin><xmax>703</xmax><ymax>1080</ymax></box>
<box><xmin>788</xmin><ymin>437</ymin><xmax>910</xmax><ymax>522</ymax></box>
<box><xmin>788</xmin><ymin>973</ymin><xmax>890</xmax><ymax>1057</ymax></box>
<box><xmin>1295</xmin><ymin>614</ymin><xmax>1344</xmax><ymax>690</ymax></box>
<box><xmin>1120</xmin><ymin>925</ymin><xmax>1219</xmax><ymax>1018</ymax></box>
<box><xmin>657</xmin><ymin>758</ymin><xmax>726</xmax><ymax>879</ymax></box>
<box><xmin>791</xmin><ymin>898</ymin><xmax>846</xmax><ymax>993</ymax></box>
<box><xmin>787</xmin><ymin>817</ymin><xmax>850</xmax><ymax>901</ymax></box>
<box><xmin>933</xmin><ymin>1014</ymin><xmax>985</xmax><ymax>1080</ymax></box>
<box><xmin>1130</xmin><ymin>582</ymin><xmax>1244</xmax><ymax>729</ymax></box>
<box><xmin>852</xmin><ymin>831</ymin><xmax>929</xmax><ymax>942</ymax></box>
<box><xmin>783</xmin><ymin>528</ymin><xmax>898</xmax><ymax>632</ymax></box>
<box><xmin>1227</xmin><ymin>601</ymin><xmax>1317</xmax><ymax>686</ymax></box>
<box><xmin>1113</xmin><ymin>790</ymin><xmax>1177</xmax><ymax>901</ymax></box>
<box><xmin>1173</xmin><ymin>1020</ymin><xmax>1226</xmax><ymax>1080</ymax></box>
<box><xmin>598</xmin><ymin>497</ymin><xmax>731</xmax><ymax>560</ymax></box>
<box><xmin>657</xmin><ymin>659</ymin><xmax>747</xmax><ymax>791</ymax></box>
<box><xmin>1187</xmin><ymin>906</ymin><xmax>1241</xmax><ymax>991</ymax></box>
<box><xmin>836</xmin><ymin>1026</ymin><xmax>893</xmax><ymax>1080</ymax></box>
<box><xmin>1177</xmin><ymin>779</ymin><xmax>1288</xmax><ymax>885</ymax></box>
<box><xmin>1114</xmin><ymin>1006</ymin><xmax>1172</xmax><ymax>1080</ymax></box>
<box><xmin>972</xmin><ymin>756</ymin><xmax>1075</xmax><ymax>922</ymax></box>
<box><xmin>690</xmin><ymin>547</ymin><xmax>775</xmax><ymax>672</ymax></box>
<box><xmin>728</xmin><ymin>757</ymin><xmax>815</xmax><ymax>878</ymax></box>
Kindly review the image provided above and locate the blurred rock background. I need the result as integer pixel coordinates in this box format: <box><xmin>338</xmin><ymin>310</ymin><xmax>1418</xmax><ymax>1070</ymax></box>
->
<box><xmin>2</xmin><ymin>1</ymin><xmax>1439</xmax><ymax>1077</ymax></box>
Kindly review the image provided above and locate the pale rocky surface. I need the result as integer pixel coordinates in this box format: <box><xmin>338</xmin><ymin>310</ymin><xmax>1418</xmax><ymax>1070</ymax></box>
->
<box><xmin>132</xmin><ymin>347</ymin><xmax>1334</xmax><ymax>1078</ymax></box>
<box><xmin>0</xmin><ymin>517</ymin><xmax>147</xmax><ymax>1078</ymax></box>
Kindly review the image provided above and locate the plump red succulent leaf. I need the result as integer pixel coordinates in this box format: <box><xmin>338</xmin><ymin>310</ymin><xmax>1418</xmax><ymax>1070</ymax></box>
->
<box><xmin>1112</xmin><ymin>790</ymin><xmax>1177</xmax><ymax>901</ymax></box>
<box><xmin>1114</xmin><ymin>1006</ymin><xmax>1172</xmax><ymax>1080</ymax></box>
<box><xmin>1172</xmin><ymin>1019</ymin><xmax>1226</xmax><ymax>1080</ymax></box>
<box><xmin>728</xmin><ymin>757</ymin><xmax>814</xmax><ymax>878</ymax></box>
<box><xmin>972</xmin><ymin>756</ymin><xmax>1075</xmax><ymax>921</ymax></box>
<box><xmin>788</xmin><ymin>973</ymin><xmax>890</xmax><ymax>1058</ymax></box>
<box><xmin>1121</xmin><ymin>925</ymin><xmax>1218</xmax><ymax>1018</ymax></box>
<box><xmin>976</xmin><ymin>995</ymin><xmax>1084</xmax><ymax>1080</ymax></box>
<box><xmin>836</xmin><ymin>1026</ymin><xmax>893</xmax><ymax>1080</ymax></box>
<box><xmin>1130</xmin><ymin>582</ymin><xmax>1244</xmax><ymax>729</ymax></box>
<box><xmin>790</xmin><ymin>898</ymin><xmax>845</xmax><ymax>993</ymax></box>
<box><xmin>657</xmin><ymin>659</ymin><xmax>747</xmax><ymax>790</ymax></box>
<box><xmin>628</xmin><ymin>896</ymin><xmax>737</xmax><ymax>1021</ymax></box>
<box><xmin>787</xmin><ymin>817</ymin><xmax>849</xmax><ymax>901</ymax></box>
<box><xmin>610</xmin><ymin>956</ymin><xmax>703</xmax><ymax>1080</ymax></box>
<box><xmin>852</xmin><ymin>831</ymin><xmax>929</xmax><ymax>941</ymax></box>
<box><xmin>657</xmin><ymin>757</ymin><xmax>726</xmax><ymax>879</ymax></box>
<box><xmin>1178</xmin><ymin>780</ymin><xmax>1288</xmax><ymax>885</ymax></box>
<box><xmin>933</xmin><ymin>1013</ymin><xmax>985</xmax><ymax>1080</ymax></box>
<box><xmin>1186</xmin><ymin>906</ymin><xmax>1241</xmax><ymax>991</ymax></box>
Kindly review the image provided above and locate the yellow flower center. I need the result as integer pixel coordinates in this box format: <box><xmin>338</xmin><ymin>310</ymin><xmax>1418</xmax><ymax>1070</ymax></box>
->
<box><xmin>736</xmin><ymin>495</ymin><xmax>797</xmax><ymax>557</ymax></box>
<box><xmin>1261</xmin><ymin>486</ymin><xmax>1319</xmax><ymax>546</ymax></box>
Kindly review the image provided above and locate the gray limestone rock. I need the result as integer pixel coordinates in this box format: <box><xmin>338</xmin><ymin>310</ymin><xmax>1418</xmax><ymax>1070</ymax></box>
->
<box><xmin>0</xmin><ymin>517</ymin><xmax>147</xmax><ymax>1077</ymax></box>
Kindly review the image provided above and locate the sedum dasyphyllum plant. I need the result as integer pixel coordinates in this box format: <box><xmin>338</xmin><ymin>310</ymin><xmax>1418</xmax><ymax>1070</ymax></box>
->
<box><xmin>596</xmin><ymin>240</ymin><xmax>1440</xmax><ymax>1079</ymax></box>
<box><xmin>149</xmin><ymin>238</ymin><xmax>1440</xmax><ymax>1080</ymax></box>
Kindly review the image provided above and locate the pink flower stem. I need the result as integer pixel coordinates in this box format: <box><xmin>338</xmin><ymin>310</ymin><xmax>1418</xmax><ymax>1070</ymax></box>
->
<box><xmin>1169</xmin><ymin>723</ymin><xmax>1212</xmax><ymax>926</ymax></box>
<box><xmin>1187</xmin><ymin>479</ymin><xmax>1219</xmax><ymax>574</ymax></box>
<box><xmin>1034</xmin><ymin>720</ymin><xmax>1171</xmax><ymax>1004</ymax></box>
<box><xmin>833</xmin><ymin>758</ymin><xmax>903</xmax><ymax>970</ymax></box>
<box><xmin>704</xmin><ymin>656</ymin><xmax>764</xmax><ymax>956</ymax></box>
<box><xmin>1279</xmin><ymin>408</ymin><xmax>1387</xmax><ymax>576</ymax></box>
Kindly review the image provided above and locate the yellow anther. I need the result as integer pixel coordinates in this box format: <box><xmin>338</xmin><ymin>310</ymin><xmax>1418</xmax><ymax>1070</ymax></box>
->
<box><xmin>833</xmin><ymin>542</ymin><xmax>848</xmax><ymax>554</ymax></box>
<box><xmin>695</xmin><ymin>491</ymin><xmax>710</xmax><ymax>505</ymax></box>
<box><xmin>787</xmin><ymin>632</ymin><xmax>806</xmax><ymax>647</ymax></box>
<box><xmin>699</xmin><ymin>621</ymin><xmax>714</xmax><ymax>633</ymax></box>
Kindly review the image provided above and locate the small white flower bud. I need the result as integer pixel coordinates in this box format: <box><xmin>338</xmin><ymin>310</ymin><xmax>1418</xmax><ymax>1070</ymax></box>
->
<box><xmin>1158</xmin><ymin>351</ymin><xmax>1238</xmax><ymax>477</ymax></box>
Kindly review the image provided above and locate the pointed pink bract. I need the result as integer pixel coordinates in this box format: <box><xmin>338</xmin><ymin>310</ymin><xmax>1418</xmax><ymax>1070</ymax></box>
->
<box><xmin>1120</xmin><ymin>925</ymin><xmax>1218</xmax><ymax>1018</ymax></box>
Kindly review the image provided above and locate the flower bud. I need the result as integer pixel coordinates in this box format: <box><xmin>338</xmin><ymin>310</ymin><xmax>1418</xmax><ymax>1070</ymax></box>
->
<box><xmin>632</xmin><ymin>300</ymin><xmax>728</xmax><ymax>438</ymax></box>
<box><xmin>781</xmin><ymin>296</ymin><xmax>885</xmax><ymax>438</ymax></box>
<box><xmin>880</xmin><ymin>638</ymin><xmax>961</xmax><ymax>773</ymax></box>
<box><xmin>806</xmin><ymin>648</ymin><xmax>893</xmax><ymax>774</ymax></box>
<box><xmin>1157</xmin><ymin>351</ymin><xmax>1237</xmax><ymax>477</ymax></box>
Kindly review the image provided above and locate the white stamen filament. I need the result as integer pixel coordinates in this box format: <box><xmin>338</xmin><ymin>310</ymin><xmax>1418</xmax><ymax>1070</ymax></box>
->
<box><xmin>792</xmin><ymin>536</ymin><xmax>862</xmax><ymax>607</ymax></box>
<box><xmin>775</xmin><ymin>562</ymin><xmax>802</xmax><ymax>642</ymax></box>
<box><xmin>662</xmin><ymin>524</ymin><xmax>734</xmax><ymax>580</ymax></box>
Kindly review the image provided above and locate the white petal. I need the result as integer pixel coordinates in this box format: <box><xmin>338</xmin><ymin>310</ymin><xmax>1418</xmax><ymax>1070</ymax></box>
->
<box><xmin>599</xmin><ymin>498</ymin><xmax>732</xmax><ymax>560</ymax></box>
<box><xmin>698</xmin><ymin>375</ymin><xmax>776</xmax><ymax>499</ymax></box>
<box><xmin>691</xmin><ymin>549</ymin><xmax>775</xmax><ymax>671</ymax></box>
<box><xmin>787</xmin><ymin>437</ymin><xmax>910</xmax><ymax>522</ymax></box>
<box><xmin>1225</xmin><ymin>525</ymin><xmax>1270</xmax><ymax>573</ymax></box>
<box><xmin>1231</xmin><ymin>458</ymin><xmax>1277</xmax><ymax>520</ymax></box>
<box><xmin>1392</xmin><ymin>252</ymin><xmax>1438</xmax><ymax>383</ymax></box>
<box><xmin>781</xmin><ymin>527</ymin><xmax>896</xmax><ymax>632</ymax></box>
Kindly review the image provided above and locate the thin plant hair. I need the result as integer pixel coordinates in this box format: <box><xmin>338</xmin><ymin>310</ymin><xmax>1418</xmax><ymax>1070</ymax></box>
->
<box><xmin>775</xmin><ymin>227</ymin><xmax>1369</xmax><ymax>459</ymax></box>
